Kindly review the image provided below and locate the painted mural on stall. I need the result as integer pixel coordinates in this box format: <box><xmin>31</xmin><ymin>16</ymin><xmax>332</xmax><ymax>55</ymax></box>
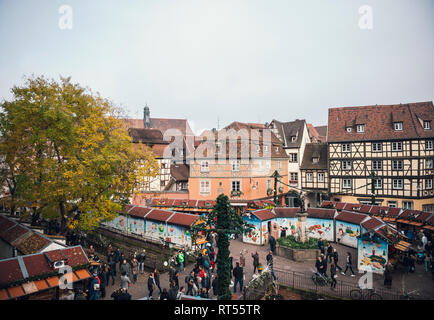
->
<box><xmin>128</xmin><ymin>216</ymin><xmax>145</xmax><ymax>235</ymax></box>
<box><xmin>336</xmin><ymin>220</ymin><xmax>360</xmax><ymax>248</ymax></box>
<box><xmin>357</xmin><ymin>235</ymin><xmax>388</xmax><ymax>274</ymax></box>
<box><xmin>274</xmin><ymin>217</ymin><xmax>298</xmax><ymax>238</ymax></box>
<box><xmin>166</xmin><ymin>224</ymin><xmax>193</xmax><ymax>247</ymax></box>
<box><xmin>306</xmin><ymin>218</ymin><xmax>334</xmax><ymax>242</ymax></box>
<box><xmin>146</xmin><ymin>219</ymin><xmax>166</xmax><ymax>239</ymax></box>
<box><xmin>243</xmin><ymin>214</ymin><xmax>263</xmax><ymax>245</ymax></box>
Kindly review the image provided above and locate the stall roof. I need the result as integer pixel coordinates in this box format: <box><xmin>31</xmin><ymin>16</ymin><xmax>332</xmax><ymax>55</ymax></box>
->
<box><xmin>342</xmin><ymin>203</ymin><xmax>362</xmax><ymax>211</ymax></box>
<box><xmin>335</xmin><ymin>210</ymin><xmax>369</xmax><ymax>225</ymax></box>
<box><xmin>249</xmin><ymin>209</ymin><xmax>276</xmax><ymax>221</ymax></box>
<box><xmin>359</xmin><ymin>205</ymin><xmax>373</xmax><ymax>214</ymax></box>
<box><xmin>144</xmin><ymin>209</ymin><xmax>175</xmax><ymax>223</ymax></box>
<box><xmin>361</xmin><ymin>217</ymin><xmax>385</xmax><ymax>231</ymax></box>
<box><xmin>320</xmin><ymin>201</ymin><xmax>335</xmax><ymax>207</ymax></box>
<box><xmin>128</xmin><ymin>206</ymin><xmax>153</xmax><ymax>218</ymax></box>
<box><xmin>334</xmin><ymin>203</ymin><xmax>346</xmax><ymax>210</ymax></box>
<box><xmin>166</xmin><ymin>212</ymin><xmax>200</xmax><ymax>227</ymax></box>
<box><xmin>385</xmin><ymin>207</ymin><xmax>401</xmax><ymax>217</ymax></box>
<box><xmin>368</xmin><ymin>206</ymin><xmax>389</xmax><ymax>216</ymax></box>
<box><xmin>273</xmin><ymin>207</ymin><xmax>299</xmax><ymax>218</ymax></box>
<box><xmin>0</xmin><ymin>215</ymin><xmax>59</xmax><ymax>255</ymax></box>
<box><xmin>307</xmin><ymin>208</ymin><xmax>336</xmax><ymax>219</ymax></box>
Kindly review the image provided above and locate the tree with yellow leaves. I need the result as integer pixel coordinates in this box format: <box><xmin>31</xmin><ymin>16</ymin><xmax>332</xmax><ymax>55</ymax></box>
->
<box><xmin>0</xmin><ymin>76</ymin><xmax>159</xmax><ymax>233</ymax></box>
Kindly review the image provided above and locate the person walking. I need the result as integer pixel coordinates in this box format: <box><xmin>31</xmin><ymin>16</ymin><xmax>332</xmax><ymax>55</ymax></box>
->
<box><xmin>108</xmin><ymin>258</ymin><xmax>116</xmax><ymax>285</ymax></box>
<box><xmin>326</xmin><ymin>243</ymin><xmax>333</xmax><ymax>263</ymax></box>
<box><xmin>332</xmin><ymin>249</ymin><xmax>343</xmax><ymax>272</ymax></box>
<box><xmin>384</xmin><ymin>262</ymin><xmax>393</xmax><ymax>288</ymax></box>
<box><xmin>211</xmin><ymin>275</ymin><xmax>218</xmax><ymax>296</ymax></box>
<box><xmin>98</xmin><ymin>266</ymin><xmax>107</xmax><ymax>299</ymax></box>
<box><xmin>169</xmin><ymin>265</ymin><xmax>176</xmax><ymax>283</ymax></box>
<box><xmin>321</xmin><ymin>254</ymin><xmax>328</xmax><ymax>277</ymax></box>
<box><xmin>269</xmin><ymin>235</ymin><xmax>277</xmax><ymax>254</ymax></box>
<box><xmin>342</xmin><ymin>252</ymin><xmax>355</xmax><ymax>277</ymax></box>
<box><xmin>202</xmin><ymin>272</ymin><xmax>211</xmax><ymax>294</ymax></box>
<box><xmin>232</xmin><ymin>262</ymin><xmax>244</xmax><ymax>294</ymax></box>
<box><xmin>177</xmin><ymin>250</ymin><xmax>185</xmax><ymax>273</ymax></box>
<box><xmin>120</xmin><ymin>259</ymin><xmax>131</xmax><ymax>279</ymax></box>
<box><xmin>318</xmin><ymin>238</ymin><xmax>325</xmax><ymax>255</ymax></box>
<box><xmin>147</xmin><ymin>273</ymin><xmax>155</xmax><ymax>299</ymax></box>
<box><xmin>120</xmin><ymin>271</ymin><xmax>131</xmax><ymax>292</ymax></box>
<box><xmin>131</xmin><ymin>258</ymin><xmax>138</xmax><ymax>283</ymax></box>
<box><xmin>424</xmin><ymin>253</ymin><xmax>432</xmax><ymax>273</ymax></box>
<box><xmin>252</xmin><ymin>251</ymin><xmax>260</xmax><ymax>274</ymax></box>
<box><xmin>154</xmin><ymin>268</ymin><xmax>162</xmax><ymax>293</ymax></box>
<box><xmin>330</xmin><ymin>263</ymin><xmax>337</xmax><ymax>289</ymax></box>
<box><xmin>315</xmin><ymin>256</ymin><xmax>324</xmax><ymax>275</ymax></box>
<box><xmin>137</xmin><ymin>249</ymin><xmax>146</xmax><ymax>275</ymax></box>
<box><xmin>88</xmin><ymin>273</ymin><xmax>100</xmax><ymax>300</ymax></box>
<box><xmin>266</xmin><ymin>251</ymin><xmax>277</xmax><ymax>280</ymax></box>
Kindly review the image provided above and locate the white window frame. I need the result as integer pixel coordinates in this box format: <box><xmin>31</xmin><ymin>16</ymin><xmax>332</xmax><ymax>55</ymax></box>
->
<box><xmin>231</xmin><ymin>160</ymin><xmax>240</xmax><ymax>172</ymax></box>
<box><xmin>403</xmin><ymin>201</ymin><xmax>414</xmax><ymax>210</ymax></box>
<box><xmin>264</xmin><ymin>145</ymin><xmax>268</xmax><ymax>152</ymax></box>
<box><xmin>200</xmin><ymin>180</ymin><xmax>211</xmax><ymax>194</ymax></box>
<box><xmin>356</xmin><ymin>124</ymin><xmax>365</xmax><ymax>133</ymax></box>
<box><xmin>289</xmin><ymin>153</ymin><xmax>297</xmax><ymax>163</ymax></box>
<box><xmin>343</xmin><ymin>179</ymin><xmax>352</xmax><ymax>189</ymax></box>
<box><xmin>306</xmin><ymin>173</ymin><xmax>313</xmax><ymax>182</ymax></box>
<box><xmin>392</xmin><ymin>160</ymin><xmax>403</xmax><ymax>171</ymax></box>
<box><xmin>394</xmin><ymin>122</ymin><xmax>403</xmax><ymax>131</ymax></box>
<box><xmin>342</xmin><ymin>160</ymin><xmax>352</xmax><ymax>170</ymax></box>
<box><xmin>312</xmin><ymin>157</ymin><xmax>319</xmax><ymax>164</ymax></box>
<box><xmin>387</xmin><ymin>201</ymin><xmax>398</xmax><ymax>208</ymax></box>
<box><xmin>200</xmin><ymin>160</ymin><xmax>210</xmax><ymax>172</ymax></box>
<box><xmin>318</xmin><ymin>172</ymin><xmax>325</xmax><ymax>182</ymax></box>
<box><xmin>426</xmin><ymin>179</ymin><xmax>433</xmax><ymax>190</ymax></box>
<box><xmin>291</xmin><ymin>136</ymin><xmax>296</xmax><ymax>142</ymax></box>
<box><xmin>392</xmin><ymin>179</ymin><xmax>403</xmax><ymax>190</ymax></box>
<box><xmin>423</xmin><ymin>121</ymin><xmax>431</xmax><ymax>130</ymax></box>
<box><xmin>372</xmin><ymin>160</ymin><xmax>382</xmax><ymax>170</ymax></box>
<box><xmin>426</xmin><ymin>159</ymin><xmax>433</xmax><ymax>169</ymax></box>
<box><xmin>216</xmin><ymin>142</ymin><xmax>222</xmax><ymax>155</ymax></box>
<box><xmin>342</xmin><ymin>143</ymin><xmax>351</xmax><ymax>152</ymax></box>
<box><xmin>372</xmin><ymin>142</ymin><xmax>382</xmax><ymax>152</ymax></box>
<box><xmin>392</xmin><ymin>142</ymin><xmax>403</xmax><ymax>152</ymax></box>
<box><xmin>426</xmin><ymin>140</ymin><xmax>433</xmax><ymax>150</ymax></box>
<box><xmin>231</xmin><ymin>180</ymin><xmax>241</xmax><ymax>192</ymax></box>
<box><xmin>374</xmin><ymin>179</ymin><xmax>382</xmax><ymax>189</ymax></box>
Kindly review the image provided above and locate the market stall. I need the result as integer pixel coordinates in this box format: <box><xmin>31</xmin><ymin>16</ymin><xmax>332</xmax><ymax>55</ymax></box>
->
<box><xmin>335</xmin><ymin>210</ymin><xmax>370</xmax><ymax>248</ymax></box>
<box><xmin>305</xmin><ymin>208</ymin><xmax>336</xmax><ymax>242</ymax></box>
<box><xmin>242</xmin><ymin>209</ymin><xmax>275</xmax><ymax>245</ymax></box>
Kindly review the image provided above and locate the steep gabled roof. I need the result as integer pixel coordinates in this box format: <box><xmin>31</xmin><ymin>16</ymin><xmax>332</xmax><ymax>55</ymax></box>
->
<box><xmin>300</xmin><ymin>143</ymin><xmax>328</xmax><ymax>169</ymax></box>
<box><xmin>335</xmin><ymin>210</ymin><xmax>369</xmax><ymax>225</ymax></box>
<box><xmin>269</xmin><ymin>119</ymin><xmax>307</xmax><ymax>148</ymax></box>
<box><xmin>328</xmin><ymin>101</ymin><xmax>434</xmax><ymax>142</ymax></box>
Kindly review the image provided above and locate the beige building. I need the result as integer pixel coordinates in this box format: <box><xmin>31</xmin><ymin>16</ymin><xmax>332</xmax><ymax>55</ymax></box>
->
<box><xmin>327</xmin><ymin>101</ymin><xmax>434</xmax><ymax>212</ymax></box>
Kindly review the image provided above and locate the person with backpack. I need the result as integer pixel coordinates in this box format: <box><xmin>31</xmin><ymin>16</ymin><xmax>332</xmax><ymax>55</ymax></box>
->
<box><xmin>341</xmin><ymin>252</ymin><xmax>355</xmax><ymax>277</ymax></box>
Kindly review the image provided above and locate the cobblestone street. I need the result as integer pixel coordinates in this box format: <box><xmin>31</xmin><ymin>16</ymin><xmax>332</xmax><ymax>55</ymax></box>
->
<box><xmin>100</xmin><ymin>238</ymin><xmax>434</xmax><ymax>300</ymax></box>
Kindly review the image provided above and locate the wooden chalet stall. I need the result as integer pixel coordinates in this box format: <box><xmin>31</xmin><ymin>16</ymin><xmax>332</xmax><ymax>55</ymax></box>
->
<box><xmin>422</xmin><ymin>215</ymin><xmax>434</xmax><ymax>236</ymax></box>
<box><xmin>305</xmin><ymin>208</ymin><xmax>336</xmax><ymax>242</ymax></box>
<box><xmin>242</xmin><ymin>209</ymin><xmax>275</xmax><ymax>246</ymax></box>
<box><xmin>335</xmin><ymin>210</ymin><xmax>370</xmax><ymax>248</ymax></box>
<box><xmin>396</xmin><ymin>210</ymin><xmax>433</xmax><ymax>241</ymax></box>
<box><xmin>272</xmin><ymin>208</ymin><xmax>299</xmax><ymax>238</ymax></box>
<box><xmin>0</xmin><ymin>246</ymin><xmax>91</xmax><ymax>300</ymax></box>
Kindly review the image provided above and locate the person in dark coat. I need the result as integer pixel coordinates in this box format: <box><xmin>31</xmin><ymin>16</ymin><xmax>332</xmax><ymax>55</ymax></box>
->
<box><xmin>332</xmin><ymin>249</ymin><xmax>343</xmax><ymax>272</ymax></box>
<box><xmin>169</xmin><ymin>265</ymin><xmax>176</xmax><ymax>283</ymax></box>
<box><xmin>232</xmin><ymin>262</ymin><xmax>244</xmax><ymax>294</ymax></box>
<box><xmin>384</xmin><ymin>262</ymin><xmax>393</xmax><ymax>288</ymax></box>
<box><xmin>147</xmin><ymin>273</ymin><xmax>155</xmax><ymax>299</ymax></box>
<box><xmin>118</xmin><ymin>288</ymin><xmax>131</xmax><ymax>300</ymax></box>
<box><xmin>160</xmin><ymin>288</ymin><xmax>169</xmax><ymax>300</ymax></box>
<box><xmin>202</xmin><ymin>272</ymin><xmax>211</xmax><ymax>293</ymax></box>
<box><xmin>266</xmin><ymin>251</ymin><xmax>277</xmax><ymax>280</ymax></box>
<box><xmin>326</xmin><ymin>243</ymin><xmax>333</xmax><ymax>263</ymax></box>
<box><xmin>211</xmin><ymin>275</ymin><xmax>218</xmax><ymax>296</ymax></box>
<box><xmin>330</xmin><ymin>263</ymin><xmax>337</xmax><ymax>289</ymax></box>
<box><xmin>315</xmin><ymin>256</ymin><xmax>323</xmax><ymax>274</ymax></box>
<box><xmin>252</xmin><ymin>251</ymin><xmax>260</xmax><ymax>274</ymax></box>
<box><xmin>342</xmin><ymin>252</ymin><xmax>355</xmax><ymax>276</ymax></box>
<box><xmin>269</xmin><ymin>235</ymin><xmax>276</xmax><ymax>254</ymax></box>
<box><xmin>321</xmin><ymin>254</ymin><xmax>328</xmax><ymax>277</ymax></box>
<box><xmin>98</xmin><ymin>266</ymin><xmax>107</xmax><ymax>298</ymax></box>
<box><xmin>153</xmin><ymin>268</ymin><xmax>162</xmax><ymax>293</ymax></box>
<box><xmin>168</xmin><ymin>281</ymin><xmax>179</xmax><ymax>300</ymax></box>
<box><xmin>318</xmin><ymin>238</ymin><xmax>325</xmax><ymax>254</ymax></box>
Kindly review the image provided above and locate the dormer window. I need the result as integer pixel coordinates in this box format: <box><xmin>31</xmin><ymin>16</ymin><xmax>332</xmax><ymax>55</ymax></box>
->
<box><xmin>216</xmin><ymin>142</ymin><xmax>222</xmax><ymax>154</ymax></box>
<box><xmin>346</xmin><ymin>127</ymin><xmax>352</xmax><ymax>133</ymax></box>
<box><xmin>291</xmin><ymin>136</ymin><xmax>296</xmax><ymax>142</ymax></box>
<box><xmin>312</xmin><ymin>157</ymin><xmax>319</xmax><ymax>164</ymax></box>
<box><xmin>256</xmin><ymin>144</ymin><xmax>260</xmax><ymax>152</ymax></box>
<box><xmin>275</xmin><ymin>146</ymin><xmax>279</xmax><ymax>152</ymax></box>
<box><xmin>394</xmin><ymin>122</ymin><xmax>403</xmax><ymax>131</ymax></box>
<box><xmin>424</xmin><ymin>121</ymin><xmax>431</xmax><ymax>130</ymax></box>
<box><xmin>356</xmin><ymin>124</ymin><xmax>365</xmax><ymax>133</ymax></box>
<box><xmin>264</xmin><ymin>145</ymin><xmax>268</xmax><ymax>152</ymax></box>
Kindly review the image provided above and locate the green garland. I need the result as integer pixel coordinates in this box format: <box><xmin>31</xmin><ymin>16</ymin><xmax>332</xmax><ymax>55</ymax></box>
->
<box><xmin>0</xmin><ymin>262</ymin><xmax>91</xmax><ymax>290</ymax></box>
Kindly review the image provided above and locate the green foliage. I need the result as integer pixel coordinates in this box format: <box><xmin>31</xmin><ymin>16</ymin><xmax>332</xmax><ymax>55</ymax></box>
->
<box><xmin>277</xmin><ymin>235</ymin><xmax>318</xmax><ymax>249</ymax></box>
<box><xmin>0</xmin><ymin>75</ymin><xmax>159</xmax><ymax>232</ymax></box>
<box><xmin>192</xmin><ymin>194</ymin><xmax>250</xmax><ymax>300</ymax></box>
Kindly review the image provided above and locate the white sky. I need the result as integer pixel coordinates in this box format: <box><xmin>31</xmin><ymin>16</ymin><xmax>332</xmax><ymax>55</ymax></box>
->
<box><xmin>0</xmin><ymin>0</ymin><xmax>433</xmax><ymax>135</ymax></box>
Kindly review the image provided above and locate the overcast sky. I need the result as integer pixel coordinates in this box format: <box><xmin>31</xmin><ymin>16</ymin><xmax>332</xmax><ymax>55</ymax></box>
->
<box><xmin>0</xmin><ymin>0</ymin><xmax>433</xmax><ymax>135</ymax></box>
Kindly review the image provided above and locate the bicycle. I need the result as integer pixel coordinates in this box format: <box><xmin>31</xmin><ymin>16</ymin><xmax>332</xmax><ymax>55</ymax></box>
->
<box><xmin>350</xmin><ymin>287</ymin><xmax>382</xmax><ymax>300</ymax></box>
<box><xmin>312</xmin><ymin>272</ymin><xmax>332</xmax><ymax>287</ymax></box>
<box><xmin>399</xmin><ymin>289</ymin><xmax>420</xmax><ymax>300</ymax></box>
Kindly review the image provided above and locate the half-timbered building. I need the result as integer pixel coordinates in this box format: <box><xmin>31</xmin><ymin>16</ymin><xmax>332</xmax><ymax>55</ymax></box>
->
<box><xmin>327</xmin><ymin>101</ymin><xmax>434</xmax><ymax>212</ymax></box>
